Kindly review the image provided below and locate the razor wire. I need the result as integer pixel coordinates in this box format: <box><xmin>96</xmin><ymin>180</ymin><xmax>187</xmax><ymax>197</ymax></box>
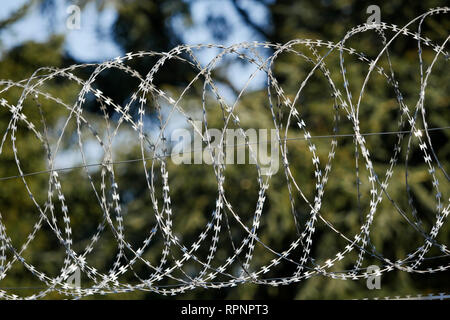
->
<box><xmin>0</xmin><ymin>7</ymin><xmax>449</xmax><ymax>299</ymax></box>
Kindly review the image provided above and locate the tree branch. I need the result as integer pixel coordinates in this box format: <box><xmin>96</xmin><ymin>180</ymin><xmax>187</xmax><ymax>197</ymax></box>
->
<box><xmin>231</xmin><ymin>0</ymin><xmax>270</xmax><ymax>40</ymax></box>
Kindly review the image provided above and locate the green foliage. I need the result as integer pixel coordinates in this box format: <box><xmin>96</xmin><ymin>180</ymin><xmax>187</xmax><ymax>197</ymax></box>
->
<box><xmin>0</xmin><ymin>0</ymin><xmax>449</xmax><ymax>299</ymax></box>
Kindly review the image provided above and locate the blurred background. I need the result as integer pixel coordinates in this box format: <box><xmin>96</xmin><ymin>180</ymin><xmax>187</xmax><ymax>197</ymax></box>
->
<box><xmin>0</xmin><ymin>0</ymin><xmax>449</xmax><ymax>299</ymax></box>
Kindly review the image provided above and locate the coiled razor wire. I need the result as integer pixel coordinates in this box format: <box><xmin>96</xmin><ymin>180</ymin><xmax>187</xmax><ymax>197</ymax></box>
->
<box><xmin>0</xmin><ymin>7</ymin><xmax>449</xmax><ymax>299</ymax></box>
<box><xmin>360</xmin><ymin>292</ymin><xmax>450</xmax><ymax>300</ymax></box>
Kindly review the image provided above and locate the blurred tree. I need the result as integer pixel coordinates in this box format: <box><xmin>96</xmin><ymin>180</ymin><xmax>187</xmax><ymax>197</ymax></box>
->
<box><xmin>0</xmin><ymin>0</ymin><xmax>449</xmax><ymax>300</ymax></box>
